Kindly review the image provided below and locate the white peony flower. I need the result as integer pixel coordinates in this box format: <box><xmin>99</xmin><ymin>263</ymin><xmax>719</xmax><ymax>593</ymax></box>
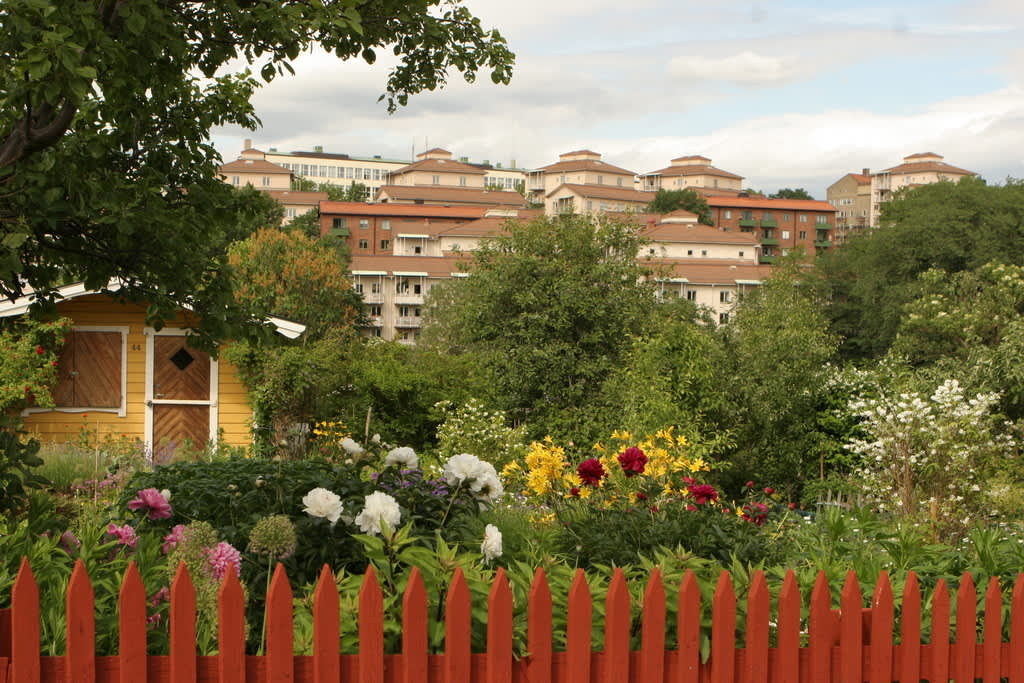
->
<box><xmin>340</xmin><ymin>437</ymin><xmax>365</xmax><ymax>455</ymax></box>
<box><xmin>160</xmin><ymin>489</ymin><xmax>172</xmax><ymax>502</ymax></box>
<box><xmin>384</xmin><ymin>446</ymin><xmax>418</xmax><ymax>469</ymax></box>
<box><xmin>481</xmin><ymin>524</ymin><xmax>503</xmax><ymax>561</ymax></box>
<box><xmin>354</xmin><ymin>491</ymin><xmax>402</xmax><ymax>536</ymax></box>
<box><xmin>443</xmin><ymin>452</ymin><xmax>484</xmax><ymax>484</ymax></box>
<box><xmin>302</xmin><ymin>488</ymin><xmax>344</xmax><ymax>525</ymax></box>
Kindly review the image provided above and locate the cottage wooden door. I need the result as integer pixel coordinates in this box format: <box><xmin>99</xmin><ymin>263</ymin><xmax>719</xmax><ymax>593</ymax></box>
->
<box><xmin>149</xmin><ymin>335</ymin><xmax>214</xmax><ymax>456</ymax></box>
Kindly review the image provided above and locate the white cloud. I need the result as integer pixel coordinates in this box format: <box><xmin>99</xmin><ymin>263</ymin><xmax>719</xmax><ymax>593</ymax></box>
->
<box><xmin>667</xmin><ymin>51</ymin><xmax>810</xmax><ymax>86</ymax></box>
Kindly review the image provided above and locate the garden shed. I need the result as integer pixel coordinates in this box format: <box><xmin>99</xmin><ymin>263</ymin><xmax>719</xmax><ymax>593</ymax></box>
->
<box><xmin>0</xmin><ymin>282</ymin><xmax>303</xmax><ymax>454</ymax></box>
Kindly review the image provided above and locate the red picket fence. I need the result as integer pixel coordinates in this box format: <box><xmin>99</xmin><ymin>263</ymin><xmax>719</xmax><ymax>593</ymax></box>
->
<box><xmin>2</xmin><ymin>557</ymin><xmax>1024</xmax><ymax>682</ymax></box>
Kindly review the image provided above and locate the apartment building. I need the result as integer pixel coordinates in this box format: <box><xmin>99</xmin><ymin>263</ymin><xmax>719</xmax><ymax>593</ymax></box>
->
<box><xmin>547</xmin><ymin>183</ymin><xmax>653</xmax><ymax>215</ymax></box>
<box><xmin>826</xmin><ymin>171</ymin><xmax>871</xmax><ymax>243</ymax></box>
<box><xmin>218</xmin><ymin>147</ymin><xmax>327</xmax><ymax>223</ymax></box>
<box><xmin>319</xmin><ymin>202</ymin><xmax>491</xmax><ymax>257</ymax></box>
<box><xmin>640</xmin><ymin>156</ymin><xmax>744</xmax><ymax>196</ymax></box>
<box><xmin>261</xmin><ymin>144</ymin><xmax>407</xmax><ymax>201</ymax></box>
<box><xmin>705</xmin><ymin>196</ymin><xmax>837</xmax><ymax>263</ymax></box>
<box><xmin>867</xmin><ymin>152</ymin><xmax>975</xmax><ymax>226</ymax></box>
<box><xmin>375</xmin><ymin>148</ymin><xmax>527</xmax><ymax>208</ymax></box>
<box><xmin>527</xmin><ymin>150</ymin><xmax>637</xmax><ymax>210</ymax></box>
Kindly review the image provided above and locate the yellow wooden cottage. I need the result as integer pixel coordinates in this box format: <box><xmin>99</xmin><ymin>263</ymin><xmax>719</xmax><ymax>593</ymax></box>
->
<box><xmin>0</xmin><ymin>282</ymin><xmax>303</xmax><ymax>453</ymax></box>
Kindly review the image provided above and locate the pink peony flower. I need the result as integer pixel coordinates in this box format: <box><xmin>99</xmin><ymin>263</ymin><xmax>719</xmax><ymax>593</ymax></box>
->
<box><xmin>742</xmin><ymin>502</ymin><xmax>769</xmax><ymax>526</ymax></box>
<box><xmin>616</xmin><ymin>446</ymin><xmax>648</xmax><ymax>477</ymax></box>
<box><xmin>106</xmin><ymin>523</ymin><xmax>138</xmax><ymax>548</ymax></box>
<box><xmin>127</xmin><ymin>488</ymin><xmax>172</xmax><ymax>520</ymax></box>
<box><xmin>763</xmin><ymin>487</ymin><xmax>774</xmax><ymax>495</ymax></box>
<box><xmin>205</xmin><ymin>542</ymin><xmax>242</xmax><ymax>581</ymax></box>
<box><xmin>687</xmin><ymin>483</ymin><xmax>719</xmax><ymax>505</ymax></box>
<box><xmin>162</xmin><ymin>524</ymin><xmax>187</xmax><ymax>554</ymax></box>
<box><xmin>576</xmin><ymin>458</ymin><xmax>606</xmax><ymax>487</ymax></box>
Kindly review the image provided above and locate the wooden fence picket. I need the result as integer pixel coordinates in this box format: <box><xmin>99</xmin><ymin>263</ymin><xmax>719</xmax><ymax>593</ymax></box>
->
<box><xmin>118</xmin><ymin>562</ymin><xmax>147</xmax><ymax>683</ymax></box>
<box><xmin>217</xmin><ymin>564</ymin><xmax>246</xmax><ymax>683</ymax></box>
<box><xmin>66</xmin><ymin>559</ymin><xmax>95</xmax><ymax>683</ymax></box>
<box><xmin>313</xmin><ymin>565</ymin><xmax>340</xmax><ymax>683</ymax></box>
<box><xmin>899</xmin><ymin>572</ymin><xmax>921</xmax><ymax>683</ymax></box>
<box><xmin>9</xmin><ymin>557</ymin><xmax>1024</xmax><ymax>683</ymax></box>
<box><xmin>954</xmin><ymin>573</ymin><xmax>977</xmax><ymax>683</ymax></box>
<box><xmin>640</xmin><ymin>568</ymin><xmax>666</xmax><ymax>683</ymax></box>
<box><xmin>486</xmin><ymin>567</ymin><xmax>513</xmax><ymax>683</ymax></box>
<box><xmin>169</xmin><ymin>561</ymin><xmax>197</xmax><ymax>683</ymax></box>
<box><xmin>445</xmin><ymin>568</ymin><xmax>471</xmax><ymax>683</ymax></box>
<box><xmin>401</xmin><ymin>567</ymin><xmax>428</xmax><ymax>683</ymax></box>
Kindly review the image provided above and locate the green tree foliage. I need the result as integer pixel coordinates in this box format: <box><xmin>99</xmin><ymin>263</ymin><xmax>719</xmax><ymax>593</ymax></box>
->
<box><xmin>0</xmin><ymin>0</ymin><xmax>514</xmax><ymax>345</ymax></box>
<box><xmin>646</xmin><ymin>188</ymin><xmax>713</xmax><ymax>224</ymax></box>
<box><xmin>292</xmin><ymin>178</ymin><xmax>369</xmax><ymax>202</ymax></box>
<box><xmin>820</xmin><ymin>177</ymin><xmax>1024</xmax><ymax>359</ymax></box>
<box><xmin>770</xmin><ymin>188</ymin><xmax>814</xmax><ymax>200</ymax></box>
<box><xmin>424</xmin><ymin>214</ymin><xmax>656</xmax><ymax>442</ymax></box>
<box><xmin>227</xmin><ymin>227</ymin><xmax>360</xmax><ymax>341</ymax></box>
<box><xmin>722</xmin><ymin>260</ymin><xmax>840</xmax><ymax>494</ymax></box>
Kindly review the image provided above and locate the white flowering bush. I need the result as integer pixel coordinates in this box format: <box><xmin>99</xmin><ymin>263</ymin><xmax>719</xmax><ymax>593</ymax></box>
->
<box><xmin>847</xmin><ymin>378</ymin><xmax>1016</xmax><ymax>530</ymax></box>
<box><xmin>434</xmin><ymin>399</ymin><xmax>528</xmax><ymax>469</ymax></box>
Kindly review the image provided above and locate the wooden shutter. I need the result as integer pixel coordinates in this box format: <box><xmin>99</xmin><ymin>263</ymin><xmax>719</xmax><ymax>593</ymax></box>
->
<box><xmin>54</xmin><ymin>330</ymin><xmax>122</xmax><ymax>408</ymax></box>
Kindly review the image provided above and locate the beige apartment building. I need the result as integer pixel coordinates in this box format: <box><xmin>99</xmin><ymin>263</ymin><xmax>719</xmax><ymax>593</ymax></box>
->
<box><xmin>547</xmin><ymin>183</ymin><xmax>653</xmax><ymax>215</ymax></box>
<box><xmin>375</xmin><ymin>148</ymin><xmax>527</xmax><ymax>208</ymax></box>
<box><xmin>218</xmin><ymin>147</ymin><xmax>327</xmax><ymax>223</ymax></box>
<box><xmin>867</xmin><ymin>152</ymin><xmax>975</xmax><ymax>226</ymax></box>
<box><xmin>826</xmin><ymin>171</ymin><xmax>871</xmax><ymax>243</ymax></box>
<box><xmin>527</xmin><ymin>150</ymin><xmax>637</xmax><ymax>208</ymax></box>
<box><xmin>640</xmin><ymin>156</ymin><xmax>744</xmax><ymax>196</ymax></box>
<box><xmin>261</xmin><ymin>143</ymin><xmax>407</xmax><ymax>201</ymax></box>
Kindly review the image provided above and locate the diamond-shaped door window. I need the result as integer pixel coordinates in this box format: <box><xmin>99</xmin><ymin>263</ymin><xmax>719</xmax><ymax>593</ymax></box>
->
<box><xmin>170</xmin><ymin>347</ymin><xmax>195</xmax><ymax>371</ymax></box>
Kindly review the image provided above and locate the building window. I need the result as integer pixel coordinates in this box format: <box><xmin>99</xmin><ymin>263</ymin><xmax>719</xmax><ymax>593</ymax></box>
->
<box><xmin>597</xmin><ymin>175</ymin><xmax>604</xmax><ymax>184</ymax></box>
<box><xmin>369</xmin><ymin>305</ymin><xmax>382</xmax><ymax>316</ymax></box>
<box><xmin>262</xmin><ymin>176</ymin><xmax>271</xmax><ymax>186</ymax></box>
<box><xmin>373</xmin><ymin>169</ymin><xmax>381</xmax><ymax>180</ymax></box>
<box><xmin>359</xmin><ymin>219</ymin><xmax>369</xmax><ymax>229</ymax></box>
<box><xmin>54</xmin><ymin>329</ymin><xmax>125</xmax><ymax>410</ymax></box>
<box><xmin>701</xmin><ymin>250</ymin><xmax>708</xmax><ymax>256</ymax></box>
<box><xmin>371</xmin><ymin>282</ymin><xmax>381</xmax><ymax>293</ymax></box>
<box><xmin>617</xmin><ymin>177</ymin><xmax>623</xmax><ymax>186</ymax></box>
<box><xmin>763</xmin><ymin>211</ymin><xmax>774</xmax><ymax>220</ymax></box>
<box><xmin>719</xmin><ymin>312</ymin><xmax>729</xmax><ymax>324</ymax></box>
<box><xmin>686</xmin><ymin>290</ymin><xmax>697</xmax><ymax>301</ymax></box>
<box><xmin>332</xmin><ymin>218</ymin><xmax>347</xmax><ymax>229</ymax></box>
<box><xmin>381</xmin><ymin>220</ymin><xmax>391</xmax><ymax>230</ymax></box>
<box><xmin>358</xmin><ymin>239</ymin><xmax>368</xmax><ymax>249</ymax></box>
<box><xmin>783</xmin><ymin>213</ymin><xmax>791</xmax><ymax>220</ymax></box>
<box><xmin>816</xmin><ymin>215</ymin><xmax>829</xmax><ymax>224</ymax></box>
<box><xmin>399</xmin><ymin>305</ymin><xmax>410</xmax><ymax>316</ymax></box>
<box><xmin>354</xmin><ymin>282</ymin><xmax>364</xmax><ymax>293</ymax></box>
<box><xmin>724</xmin><ymin>210</ymin><xmax>732</xmax><ymax>219</ymax></box>
<box><xmin>414</xmin><ymin>245</ymin><xmax>422</xmax><ymax>254</ymax></box>
<box><xmin>459</xmin><ymin>176</ymin><xmax>467</xmax><ymax>186</ymax></box>
<box><xmin>742</xmin><ymin>210</ymin><xmax>752</xmax><ymax>220</ymax></box>
<box><xmin>799</xmin><ymin>231</ymin><xmax>807</xmax><ymax>240</ymax></box>
<box><xmin>739</xmin><ymin>251</ymin><xmax>744</xmax><ymax>258</ymax></box>
<box><xmin>232</xmin><ymin>176</ymin><xmax>240</xmax><ymax>186</ymax></box>
<box><xmin>354</xmin><ymin>168</ymin><xmax>363</xmax><ymax>180</ymax></box>
<box><xmin>687</xmin><ymin>249</ymin><xmax>693</xmax><ymax>256</ymax></box>
<box><xmin>380</xmin><ymin>239</ymin><xmax>390</xmax><ymax>250</ymax></box>
<box><xmin>413</xmin><ymin>284</ymin><xmax>422</xmax><ymax>294</ymax></box>
<box><xmin>396</xmin><ymin>280</ymin><xmax>408</xmax><ymax>294</ymax></box>
<box><xmin>346</xmin><ymin>167</ymin><xmax>354</xmax><ymax>179</ymax></box>
<box><xmin>782</xmin><ymin>230</ymin><xmax>790</xmax><ymax>239</ymax></box>
<box><xmin>720</xmin><ymin>291</ymin><xmax>731</xmax><ymax>303</ymax></box>
<box><xmin>799</xmin><ymin>214</ymin><xmax>808</xmax><ymax>222</ymax></box>
<box><xmin>432</xmin><ymin>175</ymin><xmax>440</xmax><ymax>185</ymax></box>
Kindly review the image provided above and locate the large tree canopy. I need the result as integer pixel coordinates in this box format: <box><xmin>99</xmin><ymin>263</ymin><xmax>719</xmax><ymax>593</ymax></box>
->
<box><xmin>0</xmin><ymin>0</ymin><xmax>513</xmax><ymax>344</ymax></box>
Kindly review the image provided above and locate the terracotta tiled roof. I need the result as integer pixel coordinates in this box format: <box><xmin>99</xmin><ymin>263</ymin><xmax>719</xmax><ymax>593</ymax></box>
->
<box><xmin>391</xmin><ymin>158</ymin><xmax>487</xmax><ymax>175</ymax></box>
<box><xmin>904</xmin><ymin>152</ymin><xmax>942</xmax><ymax>159</ymax></box>
<box><xmin>538</xmin><ymin>159</ymin><xmax>637</xmax><ymax>175</ymax></box>
<box><xmin>349</xmin><ymin>254</ymin><xmax>469</xmax><ymax>277</ymax></box>
<box><xmin>319</xmin><ymin>201</ymin><xmax>488</xmax><ymax>219</ymax></box>
<box><xmin>643</xmin><ymin>164</ymin><xmax>743</xmax><ymax>180</ymax></box>
<box><xmin>851</xmin><ymin>174</ymin><xmax>871</xmax><ymax>184</ymax></box>
<box><xmin>645</xmin><ymin>260</ymin><xmax>773</xmax><ymax>284</ymax></box>
<box><xmin>437</xmin><ymin>217</ymin><xmax>517</xmax><ymax>238</ymax></box>
<box><xmin>705</xmin><ymin>196</ymin><xmax>836</xmax><ymax>212</ymax></box>
<box><xmin>878</xmin><ymin>160</ymin><xmax>976</xmax><ymax>176</ymax></box>
<box><xmin>219</xmin><ymin>158</ymin><xmax>291</xmax><ymax>174</ymax></box>
<box><xmin>267</xmin><ymin>191</ymin><xmax>328</xmax><ymax>205</ymax></box>
<box><xmin>547</xmin><ymin>183</ymin><xmax>651</xmax><ymax>203</ymax></box>
<box><xmin>662</xmin><ymin>209</ymin><xmax>700</xmax><ymax>221</ymax></box>
<box><xmin>374</xmin><ymin>185</ymin><xmax>527</xmax><ymax>207</ymax></box>
<box><xmin>561</xmin><ymin>149</ymin><xmax>600</xmax><ymax>157</ymax></box>
<box><xmin>642</xmin><ymin>223</ymin><xmax>760</xmax><ymax>245</ymax></box>
<box><xmin>691</xmin><ymin>187</ymin><xmax>745</xmax><ymax>198</ymax></box>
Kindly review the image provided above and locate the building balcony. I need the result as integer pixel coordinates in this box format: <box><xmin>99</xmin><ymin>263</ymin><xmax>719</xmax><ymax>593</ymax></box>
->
<box><xmin>759</xmin><ymin>255</ymin><xmax>777</xmax><ymax>264</ymax></box>
<box><xmin>368</xmin><ymin>316</ymin><xmax>384</xmax><ymax>327</ymax></box>
<box><xmin>814</xmin><ymin>239</ymin><xmax>832</xmax><ymax>248</ymax></box>
<box><xmin>738</xmin><ymin>218</ymin><xmax>757</xmax><ymax>228</ymax></box>
<box><xmin>815</xmin><ymin>222</ymin><xmax>833</xmax><ymax>230</ymax></box>
<box><xmin>760</xmin><ymin>237</ymin><xmax>779</xmax><ymax>246</ymax></box>
<box><xmin>361</xmin><ymin>292</ymin><xmax>384</xmax><ymax>304</ymax></box>
<box><xmin>394</xmin><ymin>316</ymin><xmax>422</xmax><ymax>328</ymax></box>
<box><xmin>394</xmin><ymin>293</ymin><xmax>424</xmax><ymax>305</ymax></box>
<box><xmin>760</xmin><ymin>218</ymin><xmax>778</xmax><ymax>228</ymax></box>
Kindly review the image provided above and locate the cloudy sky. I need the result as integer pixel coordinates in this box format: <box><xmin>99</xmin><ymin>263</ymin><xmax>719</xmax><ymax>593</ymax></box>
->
<box><xmin>212</xmin><ymin>0</ymin><xmax>1024</xmax><ymax>197</ymax></box>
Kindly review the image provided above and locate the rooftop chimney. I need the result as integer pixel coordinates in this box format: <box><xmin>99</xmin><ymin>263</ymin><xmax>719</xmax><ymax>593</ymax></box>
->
<box><xmin>243</xmin><ymin>138</ymin><xmax>252</xmax><ymax>150</ymax></box>
<box><xmin>862</xmin><ymin>168</ymin><xmax>870</xmax><ymax>176</ymax></box>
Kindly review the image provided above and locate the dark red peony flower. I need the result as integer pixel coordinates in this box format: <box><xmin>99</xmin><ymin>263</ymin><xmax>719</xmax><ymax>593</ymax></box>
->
<box><xmin>616</xmin><ymin>446</ymin><xmax>648</xmax><ymax>477</ymax></box>
<box><xmin>742</xmin><ymin>501</ymin><xmax>769</xmax><ymax>526</ymax></box>
<box><xmin>763</xmin><ymin>487</ymin><xmax>774</xmax><ymax>495</ymax></box>
<box><xmin>745</xmin><ymin>481</ymin><xmax>754</xmax><ymax>488</ymax></box>
<box><xmin>36</xmin><ymin>345</ymin><xmax>44</xmax><ymax>355</ymax></box>
<box><xmin>687</xmin><ymin>483</ymin><xmax>719</xmax><ymax>505</ymax></box>
<box><xmin>577</xmin><ymin>458</ymin><xmax>606</xmax><ymax>487</ymax></box>
<box><xmin>569</xmin><ymin>487</ymin><xmax>581</xmax><ymax>497</ymax></box>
